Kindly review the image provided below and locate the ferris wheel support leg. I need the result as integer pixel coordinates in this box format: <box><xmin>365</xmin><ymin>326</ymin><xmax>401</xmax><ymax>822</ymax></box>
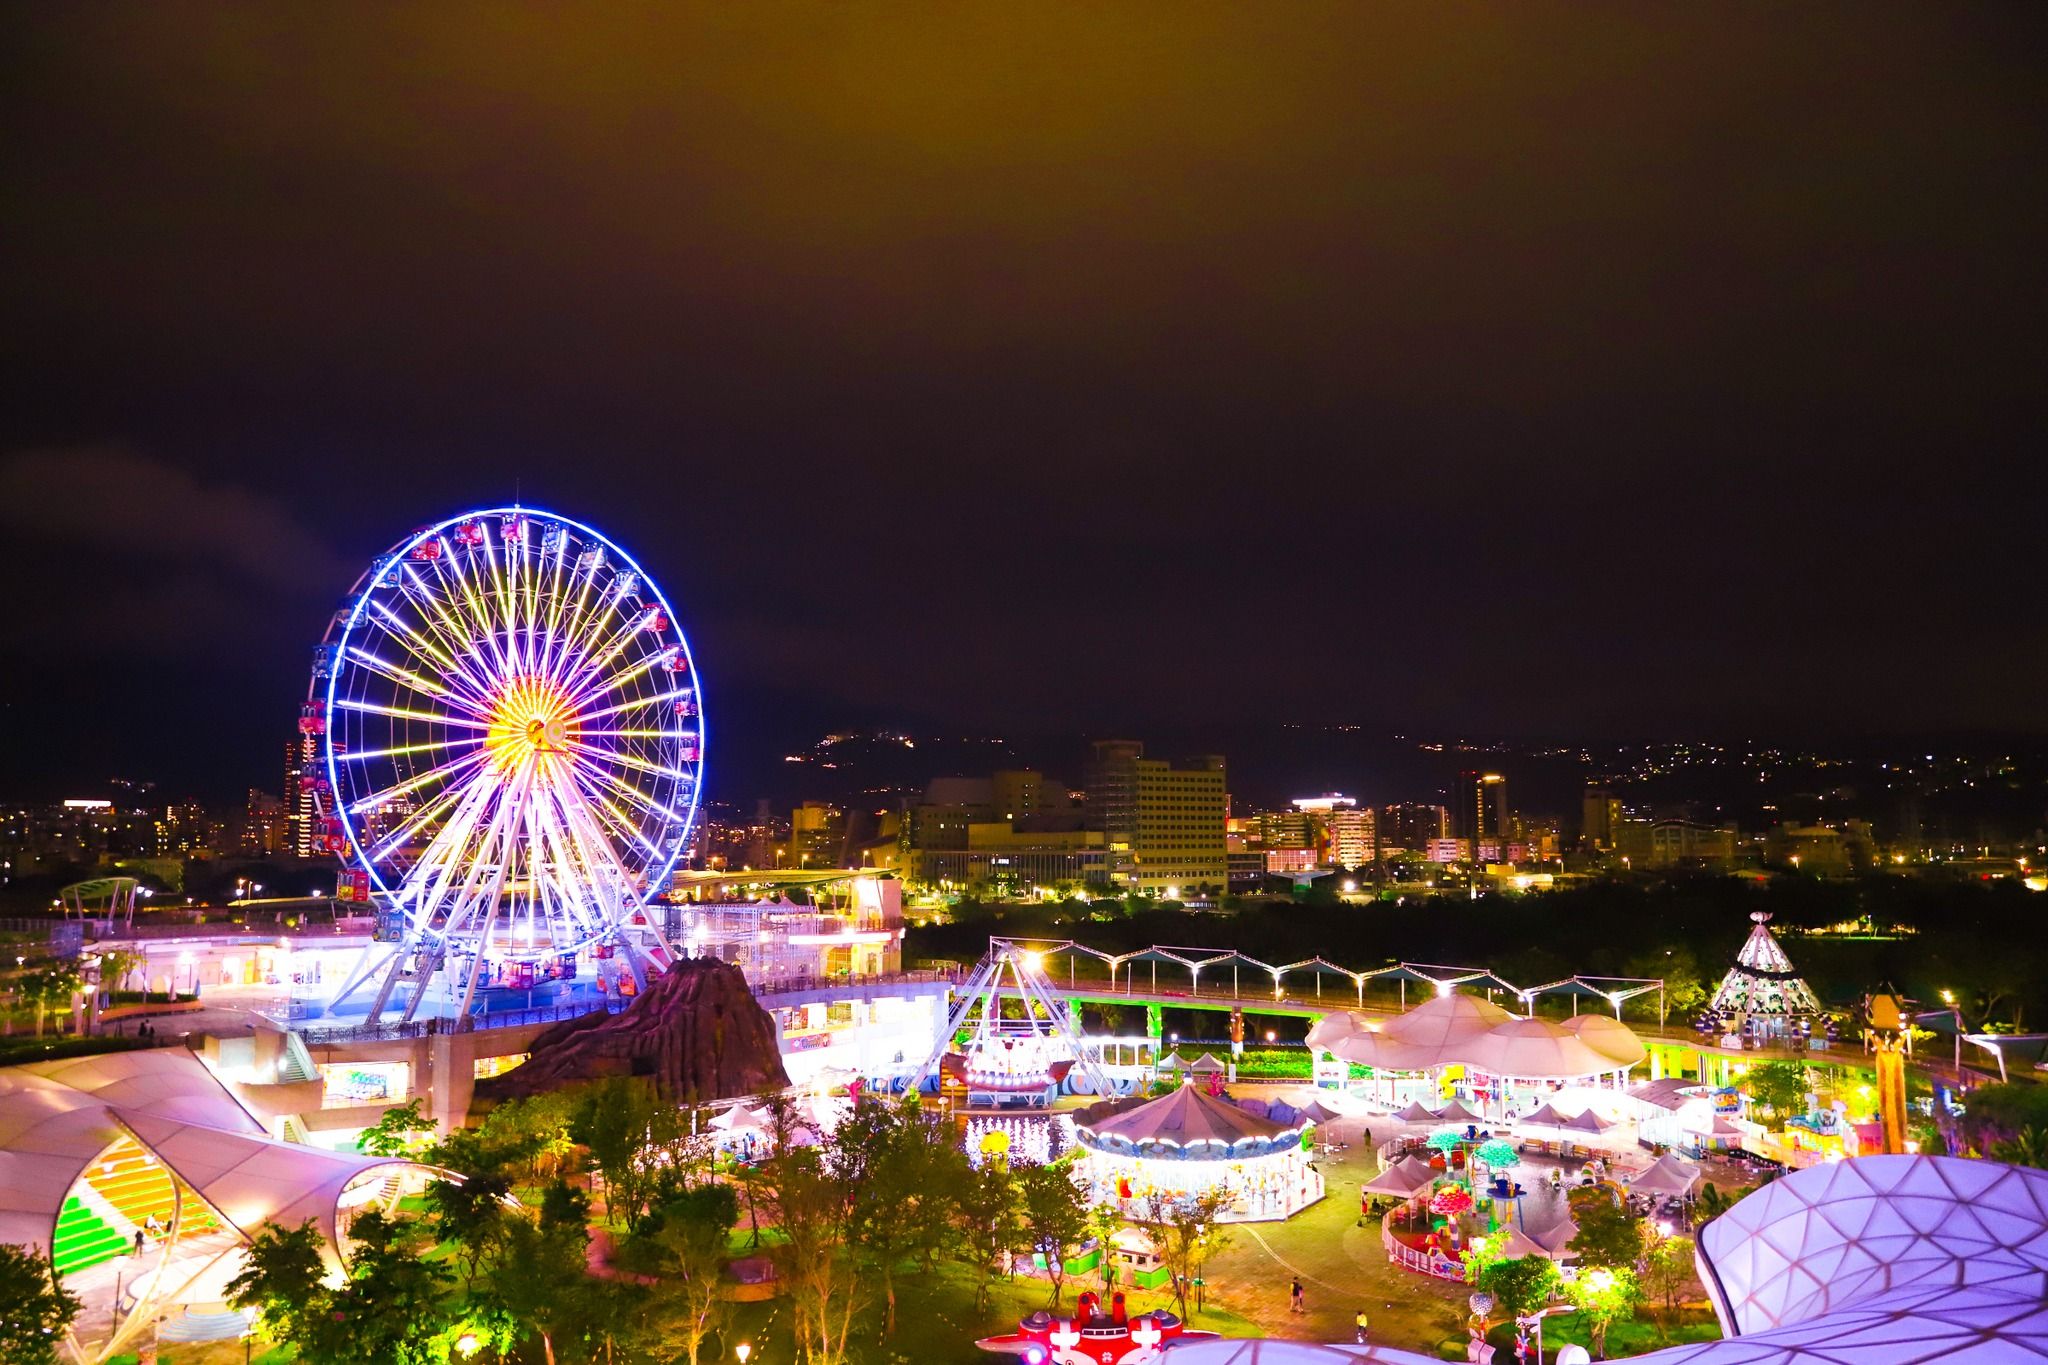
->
<box><xmin>324</xmin><ymin>941</ymin><xmax>401</xmax><ymax>1016</ymax></box>
<box><xmin>614</xmin><ymin>936</ymin><xmax>652</xmax><ymax>994</ymax></box>
<box><xmin>363</xmin><ymin>943</ymin><xmax>420</xmax><ymax>1026</ymax></box>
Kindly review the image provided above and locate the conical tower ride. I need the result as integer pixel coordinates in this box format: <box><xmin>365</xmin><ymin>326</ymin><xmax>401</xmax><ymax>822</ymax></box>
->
<box><xmin>1703</xmin><ymin>911</ymin><xmax>1825</xmax><ymax>1040</ymax></box>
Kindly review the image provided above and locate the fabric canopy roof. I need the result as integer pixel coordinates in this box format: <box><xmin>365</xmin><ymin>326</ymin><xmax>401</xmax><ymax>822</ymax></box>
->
<box><xmin>1361</xmin><ymin>1156</ymin><xmax>1437</xmax><ymax>1198</ymax></box>
<box><xmin>1307</xmin><ymin>992</ymin><xmax>1647</xmax><ymax>1080</ymax></box>
<box><xmin>1629</xmin><ymin>1153</ymin><xmax>1703</xmax><ymax>1198</ymax></box>
<box><xmin>0</xmin><ymin>1048</ymin><xmax>427</xmax><ymax>1261</ymax></box>
<box><xmin>1187</xmin><ymin>1052</ymin><xmax>1228</xmax><ymax>1073</ymax></box>
<box><xmin>1392</xmin><ymin>1100</ymin><xmax>1438</xmax><ymax>1122</ymax></box>
<box><xmin>1434</xmin><ymin>1098</ymin><xmax>1482</xmax><ymax>1124</ymax></box>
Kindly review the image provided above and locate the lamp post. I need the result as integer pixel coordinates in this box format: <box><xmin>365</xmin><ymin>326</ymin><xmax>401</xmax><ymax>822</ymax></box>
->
<box><xmin>735</xmin><ymin>1343</ymin><xmax>752</xmax><ymax>1365</ymax></box>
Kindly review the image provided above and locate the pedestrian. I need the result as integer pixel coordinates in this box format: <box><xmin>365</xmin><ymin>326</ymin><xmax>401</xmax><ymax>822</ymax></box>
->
<box><xmin>1290</xmin><ymin>1278</ymin><xmax>1304</xmax><ymax>1314</ymax></box>
<box><xmin>132</xmin><ymin>1229</ymin><xmax>144</xmax><ymax>1255</ymax></box>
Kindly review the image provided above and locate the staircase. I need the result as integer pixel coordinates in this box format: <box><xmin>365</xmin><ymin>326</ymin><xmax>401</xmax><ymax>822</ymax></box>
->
<box><xmin>279</xmin><ymin>1030</ymin><xmax>320</xmax><ymax>1084</ymax></box>
<box><xmin>158</xmin><ymin>1308</ymin><xmax>255</xmax><ymax>1343</ymax></box>
<box><xmin>52</xmin><ymin>1194</ymin><xmax>127</xmax><ymax>1277</ymax></box>
<box><xmin>82</xmin><ymin>1138</ymin><xmax>216</xmax><ymax>1244</ymax></box>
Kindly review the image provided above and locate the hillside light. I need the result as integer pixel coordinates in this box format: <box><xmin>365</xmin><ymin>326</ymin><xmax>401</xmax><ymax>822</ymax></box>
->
<box><xmin>735</xmin><ymin>1344</ymin><xmax>752</xmax><ymax>1365</ymax></box>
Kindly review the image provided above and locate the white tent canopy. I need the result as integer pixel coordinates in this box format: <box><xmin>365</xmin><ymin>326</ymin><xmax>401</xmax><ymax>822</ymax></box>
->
<box><xmin>1629</xmin><ymin>1153</ymin><xmax>1703</xmax><ymax>1198</ymax></box>
<box><xmin>1360</xmin><ymin>1156</ymin><xmax>1437</xmax><ymax>1199</ymax></box>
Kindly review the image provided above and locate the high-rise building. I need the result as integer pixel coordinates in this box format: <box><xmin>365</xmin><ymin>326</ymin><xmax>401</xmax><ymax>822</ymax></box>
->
<box><xmin>1379</xmin><ymin>803</ymin><xmax>1448</xmax><ymax>855</ymax></box>
<box><xmin>285</xmin><ymin>734</ymin><xmax>319</xmax><ymax>858</ymax></box>
<box><xmin>1455</xmin><ymin>771</ymin><xmax>1510</xmax><ymax>844</ymax></box>
<box><xmin>1084</xmin><ymin>740</ymin><xmax>1228</xmax><ymax>896</ymax></box>
<box><xmin>243</xmin><ymin>789</ymin><xmax>290</xmax><ymax>856</ymax></box>
<box><xmin>1582</xmin><ymin>786</ymin><xmax>1623</xmax><ymax>851</ymax></box>
<box><xmin>1288</xmin><ymin>794</ymin><xmax>1376</xmax><ymax>868</ymax></box>
<box><xmin>790</xmin><ymin>802</ymin><xmax>847</xmax><ymax>867</ymax></box>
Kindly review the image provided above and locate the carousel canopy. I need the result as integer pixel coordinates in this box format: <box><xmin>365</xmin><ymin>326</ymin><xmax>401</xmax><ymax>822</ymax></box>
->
<box><xmin>1629</xmin><ymin>1153</ymin><xmax>1703</xmax><ymax>1198</ymax></box>
<box><xmin>1079</xmin><ymin>1082</ymin><xmax>1295</xmax><ymax>1150</ymax></box>
<box><xmin>1361</xmin><ymin>1155</ymin><xmax>1438</xmax><ymax>1198</ymax></box>
<box><xmin>1308</xmin><ymin>991</ymin><xmax>1646</xmax><ymax>1079</ymax></box>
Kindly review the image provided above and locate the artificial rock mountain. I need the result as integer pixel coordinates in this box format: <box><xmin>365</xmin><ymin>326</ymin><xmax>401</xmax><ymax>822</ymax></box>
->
<box><xmin>476</xmin><ymin>957</ymin><xmax>791</xmax><ymax>1103</ymax></box>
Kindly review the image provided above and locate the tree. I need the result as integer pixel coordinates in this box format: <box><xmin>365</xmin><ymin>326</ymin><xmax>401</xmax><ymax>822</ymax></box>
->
<box><xmin>225</xmin><ymin>1218</ymin><xmax>327</xmax><ymax>1348</ymax></box>
<box><xmin>1137</xmin><ymin>1190</ymin><xmax>1229</xmax><ymax>1321</ymax></box>
<box><xmin>96</xmin><ymin>948</ymin><xmax>144</xmax><ymax>1001</ymax></box>
<box><xmin>1567</xmin><ymin>1187</ymin><xmax>1644</xmax><ymax>1271</ymax></box>
<box><xmin>1643</xmin><ymin>1230</ymin><xmax>1699</xmax><ymax>1315</ymax></box>
<box><xmin>1018</xmin><ymin>1162</ymin><xmax>1091</xmax><ymax>1310</ymax></box>
<box><xmin>773</xmin><ymin>1146</ymin><xmax>863</xmax><ymax>1365</ymax></box>
<box><xmin>231</xmin><ymin>1212</ymin><xmax>461</xmax><ymax>1365</ymax></box>
<box><xmin>1688</xmin><ymin>1182</ymin><xmax>1736</xmax><ymax>1228</ymax></box>
<box><xmin>1745</xmin><ymin>1061</ymin><xmax>1810</xmax><ymax>1122</ymax></box>
<box><xmin>1474</xmin><ymin>1254</ymin><xmax>1560</xmax><ymax>1324</ymax></box>
<box><xmin>486</xmin><ymin>1199</ymin><xmax>597</xmax><ymax>1365</ymax></box>
<box><xmin>321</xmin><ymin>1208</ymin><xmax>458</xmax><ymax>1365</ymax></box>
<box><xmin>1564</xmin><ymin>1264</ymin><xmax>1642</xmax><ymax>1359</ymax></box>
<box><xmin>831</xmin><ymin>1099</ymin><xmax>951</xmax><ymax>1334</ymax></box>
<box><xmin>954</xmin><ymin>1159</ymin><xmax>1022</xmax><ymax>1312</ymax></box>
<box><xmin>428</xmin><ymin>1167</ymin><xmax>511</xmax><ymax>1285</ymax></box>
<box><xmin>573</xmin><ymin>1077</ymin><xmax>653</xmax><ymax>1229</ymax></box>
<box><xmin>361</xmin><ymin>1097</ymin><xmax>437</xmax><ymax>1157</ymax></box>
<box><xmin>1993</xmin><ymin>1124</ymin><xmax>2048</xmax><ymax>1169</ymax></box>
<box><xmin>638</xmin><ymin>1183</ymin><xmax>738</xmax><ymax>1365</ymax></box>
<box><xmin>1087</xmin><ymin>1202</ymin><xmax>1124</xmax><ymax>1291</ymax></box>
<box><xmin>0</xmin><ymin>1242</ymin><xmax>82</xmax><ymax>1365</ymax></box>
<box><xmin>18</xmin><ymin>963</ymin><xmax>81</xmax><ymax>1038</ymax></box>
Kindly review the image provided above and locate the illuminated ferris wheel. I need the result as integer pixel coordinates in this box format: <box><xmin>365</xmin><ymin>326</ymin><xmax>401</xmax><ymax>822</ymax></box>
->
<box><xmin>303</xmin><ymin>507</ymin><xmax>703</xmax><ymax>1021</ymax></box>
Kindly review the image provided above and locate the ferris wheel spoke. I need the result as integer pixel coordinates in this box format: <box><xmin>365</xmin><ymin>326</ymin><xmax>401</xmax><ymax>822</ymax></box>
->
<box><xmin>561</xmin><ymin>760</ymin><xmax>667</xmax><ymax>858</ymax></box>
<box><xmin>343</xmin><ymin>644</ymin><xmax>491</xmax><ymax>719</ymax></box>
<box><xmin>566</xmin><ymin>641</ymin><xmax>673</xmax><ymax>712</ymax></box>
<box><xmin>399</xmin><ymin>562</ymin><xmax>490</xmax><ymax>677</ymax></box>
<box><xmin>540</xmin><ymin>546</ymin><xmax>606</xmax><ymax>686</ymax></box>
<box><xmin>555</xmin><ymin>780</ymin><xmax>645</xmax><ymax>900</ymax></box>
<box><xmin>394</xmin><ymin>769</ymin><xmax>501</xmax><ymax>925</ymax></box>
<box><xmin>568</xmin><ymin>754</ymin><xmax>686</xmax><ymax>834</ymax></box>
<box><xmin>562</xmin><ymin>611</ymin><xmax>651</xmax><ymax>696</ymax></box>
<box><xmin>577</xmin><ymin>686</ymin><xmax>692</xmax><ymax>724</ymax></box>
<box><xmin>563</xmin><ymin>737</ymin><xmax>691</xmax><ymax>788</ymax></box>
<box><xmin>481</xmin><ymin>531</ymin><xmax>523</xmax><ymax>674</ymax></box>
<box><xmin>352</xmin><ymin>746</ymin><xmax>491</xmax><ymax>825</ymax></box>
<box><xmin>431</xmin><ymin>543</ymin><xmax>514</xmax><ymax>680</ymax></box>
<box><xmin>334</xmin><ymin>738</ymin><xmax>484</xmax><ymax>763</ymax></box>
<box><xmin>368</xmin><ymin>597</ymin><xmax>495</xmax><ymax>706</ymax></box>
<box><xmin>332</xmin><ymin>698</ymin><xmax>489</xmax><ymax>730</ymax></box>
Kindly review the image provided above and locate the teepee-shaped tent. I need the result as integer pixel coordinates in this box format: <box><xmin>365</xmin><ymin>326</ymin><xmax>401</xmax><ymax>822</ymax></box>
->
<box><xmin>1707</xmin><ymin>911</ymin><xmax>1823</xmax><ymax>1033</ymax></box>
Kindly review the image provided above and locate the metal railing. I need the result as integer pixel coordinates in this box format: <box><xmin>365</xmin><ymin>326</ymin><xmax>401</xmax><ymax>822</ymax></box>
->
<box><xmin>287</xmin><ymin>964</ymin><xmax>965</xmax><ymax>1043</ymax></box>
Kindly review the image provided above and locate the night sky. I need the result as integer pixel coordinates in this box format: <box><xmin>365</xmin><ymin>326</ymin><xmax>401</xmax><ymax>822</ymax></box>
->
<box><xmin>3</xmin><ymin>6</ymin><xmax>2046</xmax><ymax>801</ymax></box>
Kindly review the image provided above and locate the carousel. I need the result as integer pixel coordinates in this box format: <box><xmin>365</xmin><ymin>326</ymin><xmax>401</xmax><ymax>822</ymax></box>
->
<box><xmin>1072</xmin><ymin>1082</ymin><xmax>1323</xmax><ymax>1223</ymax></box>
<box><xmin>977</xmin><ymin>1290</ymin><xmax>1215</xmax><ymax>1365</ymax></box>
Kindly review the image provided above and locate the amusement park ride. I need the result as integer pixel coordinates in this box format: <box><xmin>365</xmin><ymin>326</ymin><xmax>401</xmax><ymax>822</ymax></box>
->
<box><xmin>912</xmin><ymin>943</ymin><xmax>1112</xmax><ymax>1103</ymax></box>
<box><xmin>978</xmin><ymin>1291</ymin><xmax>1215</xmax><ymax>1365</ymax></box>
<box><xmin>303</xmin><ymin>507</ymin><xmax>705</xmax><ymax>1023</ymax></box>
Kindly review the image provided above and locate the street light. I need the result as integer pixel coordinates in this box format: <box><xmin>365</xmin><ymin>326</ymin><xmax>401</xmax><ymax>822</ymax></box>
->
<box><xmin>735</xmin><ymin>1344</ymin><xmax>752</xmax><ymax>1365</ymax></box>
<box><xmin>455</xmin><ymin>1331</ymin><xmax>481</xmax><ymax>1358</ymax></box>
